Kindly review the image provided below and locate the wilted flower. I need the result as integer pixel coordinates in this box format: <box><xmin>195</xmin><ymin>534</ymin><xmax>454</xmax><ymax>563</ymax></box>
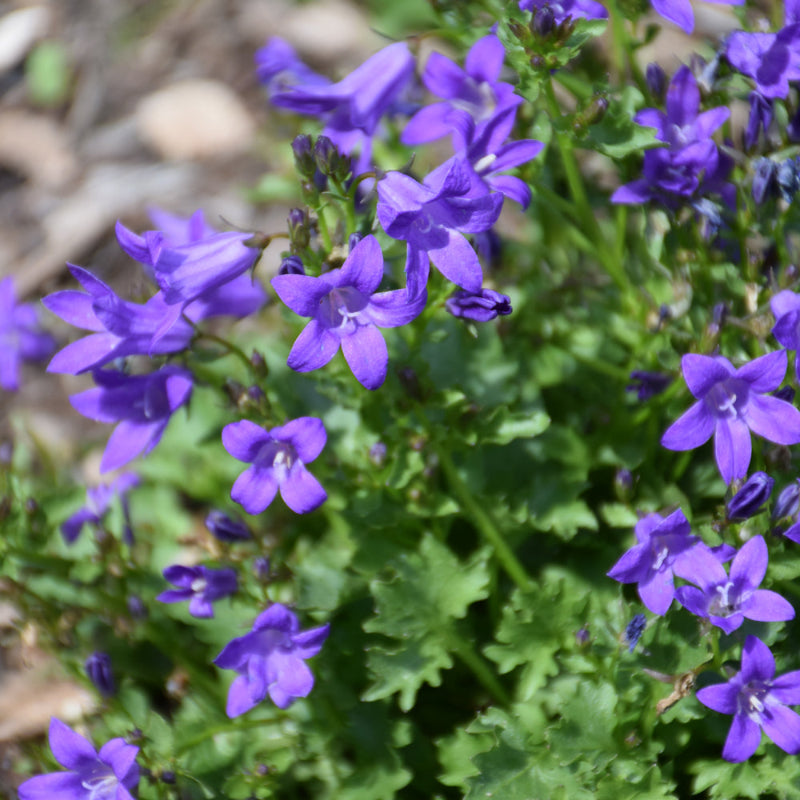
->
<box><xmin>17</xmin><ymin>718</ymin><xmax>139</xmax><ymax>800</ymax></box>
<box><xmin>214</xmin><ymin>603</ymin><xmax>329</xmax><ymax>716</ymax></box>
<box><xmin>697</xmin><ymin>636</ymin><xmax>800</xmax><ymax>762</ymax></box>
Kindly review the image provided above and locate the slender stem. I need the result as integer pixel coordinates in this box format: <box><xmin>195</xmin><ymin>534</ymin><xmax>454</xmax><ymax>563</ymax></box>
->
<box><xmin>316</xmin><ymin>206</ymin><xmax>334</xmax><ymax>252</ymax></box>
<box><xmin>434</xmin><ymin>444</ymin><xmax>534</xmax><ymax>592</ymax></box>
<box><xmin>176</xmin><ymin>715</ymin><xmax>280</xmax><ymax>755</ymax></box>
<box><xmin>448</xmin><ymin>630</ymin><xmax>511</xmax><ymax>706</ymax></box>
<box><xmin>194</xmin><ymin>330</ymin><xmax>254</xmax><ymax>375</ymax></box>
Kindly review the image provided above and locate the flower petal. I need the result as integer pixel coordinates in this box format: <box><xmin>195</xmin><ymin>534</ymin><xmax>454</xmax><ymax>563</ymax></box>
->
<box><xmin>271</xmin><ymin>416</ymin><xmax>326</xmax><ymax>464</ymax></box>
<box><xmin>222</xmin><ymin>420</ymin><xmax>272</xmax><ymax>463</ymax></box>
<box><xmin>287</xmin><ymin>320</ymin><xmax>340</xmax><ymax>373</ymax></box>
<box><xmin>341</xmin><ymin>324</ymin><xmax>388</xmax><ymax>390</ymax></box>
<box><xmin>761</xmin><ymin>704</ymin><xmax>800</xmax><ymax>754</ymax></box>
<box><xmin>231</xmin><ymin>464</ymin><xmax>279</xmax><ymax>515</ymax></box>
<box><xmin>744</xmin><ymin>394</ymin><xmax>800</xmax><ymax>446</ymax></box>
<box><xmin>736</xmin><ymin>349</ymin><xmax>787</xmax><ymax>392</ymax></box>
<box><xmin>722</xmin><ymin>714</ymin><xmax>762</xmax><ymax>762</ymax></box>
<box><xmin>714</xmin><ymin>417</ymin><xmax>752</xmax><ymax>485</ymax></box>
<box><xmin>681</xmin><ymin>353</ymin><xmax>734</xmax><ymax>398</ymax></box>
<box><xmin>742</xmin><ymin>589</ymin><xmax>795</xmax><ymax>623</ymax></box>
<box><xmin>660</xmin><ymin>401</ymin><xmax>715</xmax><ymax>451</ymax></box>
<box><xmin>279</xmin><ymin>463</ymin><xmax>327</xmax><ymax>514</ymax></box>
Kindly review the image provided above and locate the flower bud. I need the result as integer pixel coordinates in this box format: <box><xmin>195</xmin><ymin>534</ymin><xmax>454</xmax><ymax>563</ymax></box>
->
<box><xmin>773</xmin><ymin>386</ymin><xmax>796</xmax><ymax>403</ymax></box>
<box><xmin>253</xmin><ymin>556</ymin><xmax>271</xmax><ymax>582</ymax></box>
<box><xmin>727</xmin><ymin>471</ymin><xmax>774</xmax><ymax>520</ymax></box>
<box><xmin>85</xmin><ymin>651</ymin><xmax>116</xmax><ymax>697</ymax></box>
<box><xmin>445</xmin><ymin>288</ymin><xmax>512</xmax><ymax>322</ymax></box>
<box><xmin>575</xmin><ymin>626</ymin><xmax>590</xmax><ymax>647</ymax></box>
<box><xmin>250</xmin><ymin>349</ymin><xmax>268</xmax><ymax>378</ymax></box>
<box><xmin>777</xmin><ymin>157</ymin><xmax>800</xmax><ymax>204</ymax></box>
<box><xmin>626</xmin><ymin>370</ymin><xmax>671</xmax><ymax>401</ymax></box>
<box><xmin>278</xmin><ymin>255</ymin><xmax>305</xmax><ymax>276</ymax></box>
<box><xmin>291</xmin><ymin>134</ymin><xmax>316</xmax><ymax>179</ymax></box>
<box><xmin>127</xmin><ymin>595</ymin><xmax>148</xmax><ymax>619</ymax></box>
<box><xmin>206</xmin><ymin>510</ymin><xmax>251</xmax><ymax>542</ymax></box>
<box><xmin>532</xmin><ymin>6</ymin><xmax>555</xmax><ymax>36</ymax></box>
<box><xmin>369</xmin><ymin>442</ymin><xmax>388</xmax><ymax>466</ymax></box>
<box><xmin>348</xmin><ymin>232</ymin><xmax>363</xmax><ymax>253</ymax></box>
<box><xmin>313</xmin><ymin>135</ymin><xmax>349</xmax><ymax>180</ymax></box>
<box><xmin>287</xmin><ymin>208</ymin><xmax>310</xmax><ymax>251</ymax></box>
<box><xmin>645</xmin><ymin>63</ymin><xmax>666</xmax><ymax>101</ymax></box>
<box><xmin>773</xmin><ymin>480</ymin><xmax>800</xmax><ymax>523</ymax></box>
<box><xmin>752</xmin><ymin>158</ymin><xmax>777</xmax><ymax>205</ymax></box>
<box><xmin>625</xmin><ymin>613</ymin><xmax>646</xmax><ymax>652</ymax></box>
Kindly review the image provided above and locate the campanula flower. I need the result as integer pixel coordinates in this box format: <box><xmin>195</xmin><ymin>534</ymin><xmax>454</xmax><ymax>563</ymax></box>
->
<box><xmin>85</xmin><ymin>651</ymin><xmax>115</xmax><ymax>697</ymax></box>
<box><xmin>727</xmin><ymin>472</ymin><xmax>774</xmax><ymax>520</ymax></box>
<box><xmin>214</xmin><ymin>603</ymin><xmax>329</xmax><ymax>716</ymax></box>
<box><xmin>377</xmin><ymin>158</ymin><xmax>503</xmax><ymax>298</ymax></box>
<box><xmin>61</xmin><ymin>473</ymin><xmax>139</xmax><ymax>544</ymax></box>
<box><xmin>660</xmin><ymin>351</ymin><xmax>800</xmax><ymax>485</ymax></box>
<box><xmin>222</xmin><ymin>417</ymin><xmax>327</xmax><ymax>515</ymax></box>
<box><xmin>70</xmin><ymin>366</ymin><xmax>193</xmax><ymax>473</ymax></box>
<box><xmin>271</xmin><ymin>235</ymin><xmax>426</xmax><ymax>390</ymax></box>
<box><xmin>0</xmin><ymin>276</ymin><xmax>55</xmax><ymax>391</ymax></box>
<box><xmin>697</xmin><ymin>636</ymin><xmax>800</xmax><ymax>762</ymax></box>
<box><xmin>675</xmin><ymin>536</ymin><xmax>794</xmax><ymax>634</ymax></box>
<box><xmin>205</xmin><ymin>510</ymin><xmax>251</xmax><ymax>542</ymax></box>
<box><xmin>401</xmin><ymin>34</ymin><xmax>522</xmax><ymax>151</ymax></box>
<box><xmin>157</xmin><ymin>565</ymin><xmax>238</xmax><ymax>618</ymax></box>
<box><xmin>649</xmin><ymin>0</ymin><xmax>742</xmax><ymax>34</ymax></box>
<box><xmin>17</xmin><ymin>717</ymin><xmax>139</xmax><ymax>800</ymax></box>
<box><xmin>607</xmin><ymin>508</ymin><xmax>703</xmax><ymax>615</ymax></box>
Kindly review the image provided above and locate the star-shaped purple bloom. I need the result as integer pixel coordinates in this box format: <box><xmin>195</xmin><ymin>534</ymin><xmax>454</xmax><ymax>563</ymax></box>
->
<box><xmin>607</xmin><ymin>508</ymin><xmax>704</xmax><ymax>615</ymax></box>
<box><xmin>17</xmin><ymin>717</ymin><xmax>139</xmax><ymax>800</ymax></box>
<box><xmin>0</xmin><ymin>276</ymin><xmax>55</xmax><ymax>391</ymax></box>
<box><xmin>157</xmin><ymin>564</ymin><xmax>238</xmax><ymax>618</ymax></box>
<box><xmin>661</xmin><ymin>351</ymin><xmax>800</xmax><ymax>485</ymax></box>
<box><xmin>70</xmin><ymin>366</ymin><xmax>193</xmax><ymax>473</ymax></box>
<box><xmin>650</xmin><ymin>0</ymin><xmax>742</xmax><ymax>35</ymax></box>
<box><xmin>271</xmin><ymin>235</ymin><xmax>426</xmax><ymax>390</ymax></box>
<box><xmin>222</xmin><ymin>416</ymin><xmax>327</xmax><ymax>515</ymax></box>
<box><xmin>675</xmin><ymin>535</ymin><xmax>794</xmax><ymax>634</ymax></box>
<box><xmin>214</xmin><ymin>603</ymin><xmax>329</xmax><ymax>716</ymax></box>
<box><xmin>697</xmin><ymin>636</ymin><xmax>800</xmax><ymax>762</ymax></box>
<box><xmin>61</xmin><ymin>472</ymin><xmax>139</xmax><ymax>544</ymax></box>
<box><xmin>377</xmin><ymin>158</ymin><xmax>503</xmax><ymax>298</ymax></box>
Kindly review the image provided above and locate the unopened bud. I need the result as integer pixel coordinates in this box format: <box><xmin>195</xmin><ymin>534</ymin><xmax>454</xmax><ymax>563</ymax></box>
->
<box><xmin>727</xmin><ymin>471</ymin><xmax>774</xmax><ymax>520</ymax></box>
<box><xmin>85</xmin><ymin>651</ymin><xmax>116</xmax><ymax>697</ymax></box>
<box><xmin>292</xmin><ymin>134</ymin><xmax>316</xmax><ymax>179</ymax></box>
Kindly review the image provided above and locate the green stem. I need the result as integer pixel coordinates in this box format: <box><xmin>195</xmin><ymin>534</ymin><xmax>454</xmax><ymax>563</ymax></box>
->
<box><xmin>448</xmin><ymin>630</ymin><xmax>511</xmax><ymax>706</ymax></box>
<box><xmin>194</xmin><ymin>330</ymin><xmax>254</xmax><ymax>375</ymax></box>
<box><xmin>434</xmin><ymin>444</ymin><xmax>534</xmax><ymax>592</ymax></box>
<box><xmin>316</xmin><ymin>206</ymin><xmax>334</xmax><ymax>252</ymax></box>
<box><xmin>176</xmin><ymin>715</ymin><xmax>281</xmax><ymax>756</ymax></box>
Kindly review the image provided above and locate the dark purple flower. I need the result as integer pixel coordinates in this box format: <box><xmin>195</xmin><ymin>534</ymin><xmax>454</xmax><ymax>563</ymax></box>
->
<box><xmin>222</xmin><ymin>417</ymin><xmax>327</xmax><ymax>515</ymax></box>
<box><xmin>675</xmin><ymin>536</ymin><xmax>794</xmax><ymax>633</ymax></box>
<box><xmin>271</xmin><ymin>235</ymin><xmax>426</xmax><ymax>390</ymax></box>
<box><xmin>70</xmin><ymin>366</ymin><xmax>193</xmax><ymax>473</ymax></box>
<box><xmin>157</xmin><ymin>565</ymin><xmax>238</xmax><ymax>618</ymax></box>
<box><xmin>612</xmin><ymin>67</ymin><xmax>734</xmax><ymax>210</ymax></box>
<box><xmin>625</xmin><ymin>613</ymin><xmax>647</xmax><ymax>652</ymax></box>
<box><xmin>727</xmin><ymin>472</ymin><xmax>774</xmax><ymax>520</ymax></box>
<box><xmin>401</xmin><ymin>35</ymin><xmax>523</xmax><ymax>151</ymax></box>
<box><xmin>61</xmin><ymin>473</ymin><xmax>139</xmax><ymax>545</ymax></box>
<box><xmin>745</xmin><ymin>92</ymin><xmax>773</xmax><ymax>150</ymax></box>
<box><xmin>697</xmin><ymin>635</ymin><xmax>800</xmax><ymax>762</ymax></box>
<box><xmin>214</xmin><ymin>603</ymin><xmax>329</xmax><ymax>716</ymax></box>
<box><xmin>626</xmin><ymin>370</ymin><xmax>672</xmax><ymax>401</ymax></box>
<box><xmin>0</xmin><ymin>276</ymin><xmax>55</xmax><ymax>391</ymax></box>
<box><xmin>660</xmin><ymin>351</ymin><xmax>800</xmax><ymax>485</ymax></box>
<box><xmin>17</xmin><ymin>717</ymin><xmax>139</xmax><ymax>800</ymax></box>
<box><xmin>607</xmin><ymin>508</ymin><xmax>703</xmax><ymax>615</ymax></box>
<box><xmin>377</xmin><ymin>158</ymin><xmax>503</xmax><ymax>298</ymax></box>
<box><xmin>518</xmin><ymin>0</ymin><xmax>608</xmax><ymax>23</ymax></box>
<box><xmin>205</xmin><ymin>510</ymin><xmax>251</xmax><ymax>542</ymax></box>
<box><xmin>85</xmin><ymin>651</ymin><xmax>115</xmax><ymax>697</ymax></box>
<box><xmin>650</xmin><ymin>0</ymin><xmax>742</xmax><ymax>34</ymax></box>
<box><xmin>445</xmin><ymin>288</ymin><xmax>512</xmax><ymax>322</ymax></box>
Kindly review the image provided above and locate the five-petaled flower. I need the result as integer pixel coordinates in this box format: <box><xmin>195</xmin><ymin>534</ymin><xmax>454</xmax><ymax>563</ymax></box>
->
<box><xmin>271</xmin><ymin>234</ymin><xmax>426</xmax><ymax>390</ymax></box>
<box><xmin>675</xmin><ymin>535</ymin><xmax>794</xmax><ymax>634</ymax></box>
<box><xmin>214</xmin><ymin>603</ymin><xmax>330</xmax><ymax>716</ymax></box>
<box><xmin>222</xmin><ymin>416</ymin><xmax>327</xmax><ymax>515</ymax></box>
<box><xmin>157</xmin><ymin>564</ymin><xmax>238</xmax><ymax>618</ymax></box>
<box><xmin>661</xmin><ymin>351</ymin><xmax>800</xmax><ymax>485</ymax></box>
<box><xmin>17</xmin><ymin>717</ymin><xmax>139</xmax><ymax>800</ymax></box>
<box><xmin>697</xmin><ymin>635</ymin><xmax>800</xmax><ymax>762</ymax></box>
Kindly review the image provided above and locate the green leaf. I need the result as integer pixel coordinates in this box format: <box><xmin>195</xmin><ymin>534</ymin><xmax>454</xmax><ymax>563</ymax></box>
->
<box><xmin>583</xmin><ymin>86</ymin><xmax>661</xmax><ymax>158</ymax></box>
<box><xmin>363</xmin><ymin>535</ymin><xmax>490</xmax><ymax>710</ymax></box>
<box><xmin>481</xmin><ymin>408</ymin><xmax>551</xmax><ymax>445</ymax></box>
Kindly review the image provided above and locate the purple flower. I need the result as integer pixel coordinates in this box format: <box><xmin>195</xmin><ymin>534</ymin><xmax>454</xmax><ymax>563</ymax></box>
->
<box><xmin>61</xmin><ymin>473</ymin><xmax>139</xmax><ymax>545</ymax></box>
<box><xmin>261</xmin><ymin>38</ymin><xmax>414</xmax><ymax>174</ymax></box>
<box><xmin>205</xmin><ymin>509</ymin><xmax>251</xmax><ymax>542</ymax></box>
<box><xmin>271</xmin><ymin>235</ymin><xmax>426</xmax><ymax>390</ymax></box>
<box><xmin>445</xmin><ymin>288</ymin><xmax>512</xmax><ymax>322</ymax></box>
<box><xmin>0</xmin><ymin>276</ymin><xmax>55</xmax><ymax>391</ymax></box>
<box><xmin>377</xmin><ymin>158</ymin><xmax>503</xmax><ymax>298</ymax></box>
<box><xmin>518</xmin><ymin>0</ymin><xmax>608</xmax><ymax>24</ymax></box>
<box><xmin>85</xmin><ymin>651</ymin><xmax>115</xmax><ymax>698</ymax></box>
<box><xmin>611</xmin><ymin>67</ymin><xmax>734</xmax><ymax>210</ymax></box>
<box><xmin>727</xmin><ymin>472</ymin><xmax>774</xmax><ymax>520</ymax></box>
<box><xmin>401</xmin><ymin>35</ymin><xmax>523</xmax><ymax>151</ymax></box>
<box><xmin>771</xmin><ymin>290</ymin><xmax>800</xmax><ymax>381</ymax></box>
<box><xmin>650</xmin><ymin>0</ymin><xmax>742</xmax><ymax>35</ymax></box>
<box><xmin>70</xmin><ymin>366</ymin><xmax>193</xmax><ymax>473</ymax></box>
<box><xmin>157</xmin><ymin>565</ymin><xmax>238</xmax><ymax>618</ymax></box>
<box><xmin>697</xmin><ymin>636</ymin><xmax>800</xmax><ymax>762</ymax></box>
<box><xmin>17</xmin><ymin>717</ymin><xmax>139</xmax><ymax>800</ymax></box>
<box><xmin>222</xmin><ymin>417</ymin><xmax>327</xmax><ymax>515</ymax></box>
<box><xmin>607</xmin><ymin>508</ymin><xmax>703</xmax><ymax>615</ymax></box>
<box><xmin>675</xmin><ymin>536</ymin><xmax>794</xmax><ymax>634</ymax></box>
<box><xmin>774</xmin><ymin>480</ymin><xmax>800</xmax><ymax>524</ymax></box>
<box><xmin>214</xmin><ymin>603</ymin><xmax>329</xmax><ymax>716</ymax></box>
<box><xmin>660</xmin><ymin>351</ymin><xmax>800</xmax><ymax>485</ymax></box>
<box><xmin>626</xmin><ymin>370</ymin><xmax>672</xmax><ymax>401</ymax></box>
